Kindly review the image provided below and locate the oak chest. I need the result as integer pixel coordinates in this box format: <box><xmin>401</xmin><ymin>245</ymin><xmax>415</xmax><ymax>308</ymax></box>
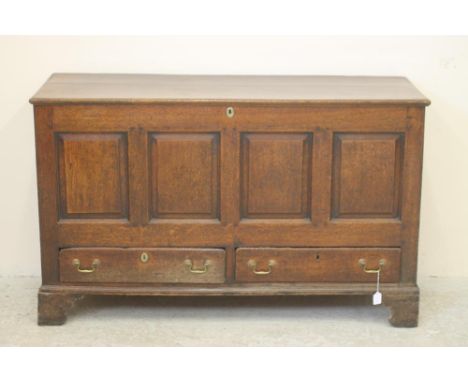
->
<box><xmin>30</xmin><ymin>74</ymin><xmax>430</xmax><ymax>326</ymax></box>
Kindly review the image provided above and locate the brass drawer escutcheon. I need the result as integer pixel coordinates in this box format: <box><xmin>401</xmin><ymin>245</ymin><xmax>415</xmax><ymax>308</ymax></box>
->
<box><xmin>184</xmin><ymin>259</ymin><xmax>209</xmax><ymax>274</ymax></box>
<box><xmin>358</xmin><ymin>258</ymin><xmax>386</xmax><ymax>273</ymax></box>
<box><xmin>248</xmin><ymin>259</ymin><xmax>276</xmax><ymax>275</ymax></box>
<box><xmin>72</xmin><ymin>258</ymin><xmax>100</xmax><ymax>273</ymax></box>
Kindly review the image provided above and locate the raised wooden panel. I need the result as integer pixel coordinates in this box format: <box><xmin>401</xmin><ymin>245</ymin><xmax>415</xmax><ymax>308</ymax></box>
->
<box><xmin>241</xmin><ymin>133</ymin><xmax>312</xmax><ymax>219</ymax></box>
<box><xmin>150</xmin><ymin>133</ymin><xmax>220</xmax><ymax>219</ymax></box>
<box><xmin>57</xmin><ymin>133</ymin><xmax>128</xmax><ymax>219</ymax></box>
<box><xmin>332</xmin><ymin>133</ymin><xmax>404</xmax><ymax>219</ymax></box>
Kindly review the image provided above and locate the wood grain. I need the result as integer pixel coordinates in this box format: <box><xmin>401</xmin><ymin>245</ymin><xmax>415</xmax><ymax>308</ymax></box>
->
<box><xmin>57</xmin><ymin>133</ymin><xmax>128</xmax><ymax>218</ymax></box>
<box><xmin>38</xmin><ymin>291</ymin><xmax>83</xmax><ymax>325</ymax></box>
<box><xmin>32</xmin><ymin>74</ymin><xmax>429</xmax><ymax>326</ymax></box>
<box><xmin>40</xmin><ymin>283</ymin><xmax>418</xmax><ymax>297</ymax></box>
<box><xmin>240</xmin><ymin>133</ymin><xmax>312</xmax><ymax>219</ymax></box>
<box><xmin>332</xmin><ymin>133</ymin><xmax>403</xmax><ymax>219</ymax></box>
<box><xmin>59</xmin><ymin>248</ymin><xmax>226</xmax><ymax>284</ymax></box>
<box><xmin>150</xmin><ymin>133</ymin><xmax>219</xmax><ymax>219</ymax></box>
<box><xmin>38</xmin><ymin>283</ymin><xmax>420</xmax><ymax>327</ymax></box>
<box><xmin>49</xmin><ymin>104</ymin><xmax>408</xmax><ymax>132</ymax></box>
<box><xmin>30</xmin><ymin>74</ymin><xmax>430</xmax><ymax>105</ymax></box>
<box><xmin>128</xmin><ymin>127</ymin><xmax>150</xmax><ymax>226</ymax></box>
<box><xmin>34</xmin><ymin>106</ymin><xmax>60</xmax><ymax>284</ymax></box>
<box><xmin>235</xmin><ymin>248</ymin><xmax>400</xmax><ymax>283</ymax></box>
<box><xmin>400</xmin><ymin>107</ymin><xmax>426</xmax><ymax>283</ymax></box>
<box><xmin>56</xmin><ymin>220</ymin><xmax>401</xmax><ymax>247</ymax></box>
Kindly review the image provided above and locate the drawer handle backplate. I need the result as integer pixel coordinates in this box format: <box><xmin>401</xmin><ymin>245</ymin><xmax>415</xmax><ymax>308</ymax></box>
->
<box><xmin>184</xmin><ymin>259</ymin><xmax>209</xmax><ymax>274</ymax></box>
<box><xmin>72</xmin><ymin>258</ymin><xmax>100</xmax><ymax>273</ymax></box>
<box><xmin>358</xmin><ymin>258</ymin><xmax>386</xmax><ymax>273</ymax></box>
<box><xmin>248</xmin><ymin>259</ymin><xmax>276</xmax><ymax>275</ymax></box>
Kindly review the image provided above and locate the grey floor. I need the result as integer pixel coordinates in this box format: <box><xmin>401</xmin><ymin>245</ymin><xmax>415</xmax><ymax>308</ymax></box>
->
<box><xmin>0</xmin><ymin>276</ymin><xmax>467</xmax><ymax>346</ymax></box>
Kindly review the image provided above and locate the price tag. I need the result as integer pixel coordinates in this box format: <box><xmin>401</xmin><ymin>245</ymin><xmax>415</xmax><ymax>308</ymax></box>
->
<box><xmin>372</xmin><ymin>269</ymin><xmax>382</xmax><ymax>305</ymax></box>
<box><xmin>373</xmin><ymin>291</ymin><xmax>382</xmax><ymax>305</ymax></box>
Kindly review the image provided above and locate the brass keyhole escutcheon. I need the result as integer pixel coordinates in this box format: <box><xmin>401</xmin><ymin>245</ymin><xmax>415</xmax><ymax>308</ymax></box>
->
<box><xmin>226</xmin><ymin>106</ymin><xmax>234</xmax><ymax>118</ymax></box>
<box><xmin>140</xmin><ymin>252</ymin><xmax>149</xmax><ymax>263</ymax></box>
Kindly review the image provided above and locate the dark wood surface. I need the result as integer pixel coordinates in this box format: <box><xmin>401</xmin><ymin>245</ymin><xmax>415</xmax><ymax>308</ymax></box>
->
<box><xmin>30</xmin><ymin>73</ymin><xmax>430</xmax><ymax>105</ymax></box>
<box><xmin>235</xmin><ymin>248</ymin><xmax>400</xmax><ymax>283</ymax></box>
<box><xmin>150</xmin><ymin>133</ymin><xmax>220</xmax><ymax>219</ymax></box>
<box><xmin>38</xmin><ymin>284</ymin><xmax>419</xmax><ymax>327</ymax></box>
<box><xmin>57</xmin><ymin>133</ymin><xmax>128</xmax><ymax>218</ymax></box>
<box><xmin>32</xmin><ymin>74</ymin><xmax>429</xmax><ymax>327</ymax></box>
<box><xmin>59</xmin><ymin>248</ymin><xmax>226</xmax><ymax>284</ymax></box>
<box><xmin>332</xmin><ymin>133</ymin><xmax>404</xmax><ymax>218</ymax></box>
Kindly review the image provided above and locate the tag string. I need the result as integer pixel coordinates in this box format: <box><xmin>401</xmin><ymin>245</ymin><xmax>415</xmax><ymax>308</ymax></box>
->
<box><xmin>376</xmin><ymin>270</ymin><xmax>380</xmax><ymax>293</ymax></box>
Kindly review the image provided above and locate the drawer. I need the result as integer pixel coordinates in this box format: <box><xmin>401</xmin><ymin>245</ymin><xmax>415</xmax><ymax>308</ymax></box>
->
<box><xmin>235</xmin><ymin>248</ymin><xmax>400</xmax><ymax>283</ymax></box>
<box><xmin>59</xmin><ymin>248</ymin><xmax>226</xmax><ymax>284</ymax></box>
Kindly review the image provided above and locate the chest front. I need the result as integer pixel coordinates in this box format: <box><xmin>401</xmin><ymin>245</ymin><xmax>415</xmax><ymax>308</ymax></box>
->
<box><xmin>31</xmin><ymin>74</ymin><xmax>429</xmax><ymax>327</ymax></box>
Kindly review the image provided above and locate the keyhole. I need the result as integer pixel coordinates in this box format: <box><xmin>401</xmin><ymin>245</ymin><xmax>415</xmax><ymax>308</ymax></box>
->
<box><xmin>226</xmin><ymin>106</ymin><xmax>234</xmax><ymax>118</ymax></box>
<box><xmin>140</xmin><ymin>252</ymin><xmax>149</xmax><ymax>263</ymax></box>
<box><xmin>316</xmin><ymin>254</ymin><xmax>320</xmax><ymax>261</ymax></box>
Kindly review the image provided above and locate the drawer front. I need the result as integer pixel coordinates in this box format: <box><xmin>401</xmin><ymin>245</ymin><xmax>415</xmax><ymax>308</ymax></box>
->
<box><xmin>59</xmin><ymin>248</ymin><xmax>226</xmax><ymax>284</ymax></box>
<box><xmin>235</xmin><ymin>248</ymin><xmax>400</xmax><ymax>283</ymax></box>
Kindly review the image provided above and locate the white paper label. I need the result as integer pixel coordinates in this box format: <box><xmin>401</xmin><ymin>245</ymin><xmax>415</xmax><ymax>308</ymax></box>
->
<box><xmin>373</xmin><ymin>291</ymin><xmax>382</xmax><ymax>305</ymax></box>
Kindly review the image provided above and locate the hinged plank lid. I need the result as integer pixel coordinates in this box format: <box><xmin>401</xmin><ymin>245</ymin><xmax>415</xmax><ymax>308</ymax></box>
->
<box><xmin>30</xmin><ymin>73</ymin><xmax>430</xmax><ymax>105</ymax></box>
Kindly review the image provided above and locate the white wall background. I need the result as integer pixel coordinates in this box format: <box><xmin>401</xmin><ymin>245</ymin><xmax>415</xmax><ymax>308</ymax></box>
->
<box><xmin>0</xmin><ymin>36</ymin><xmax>467</xmax><ymax>277</ymax></box>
